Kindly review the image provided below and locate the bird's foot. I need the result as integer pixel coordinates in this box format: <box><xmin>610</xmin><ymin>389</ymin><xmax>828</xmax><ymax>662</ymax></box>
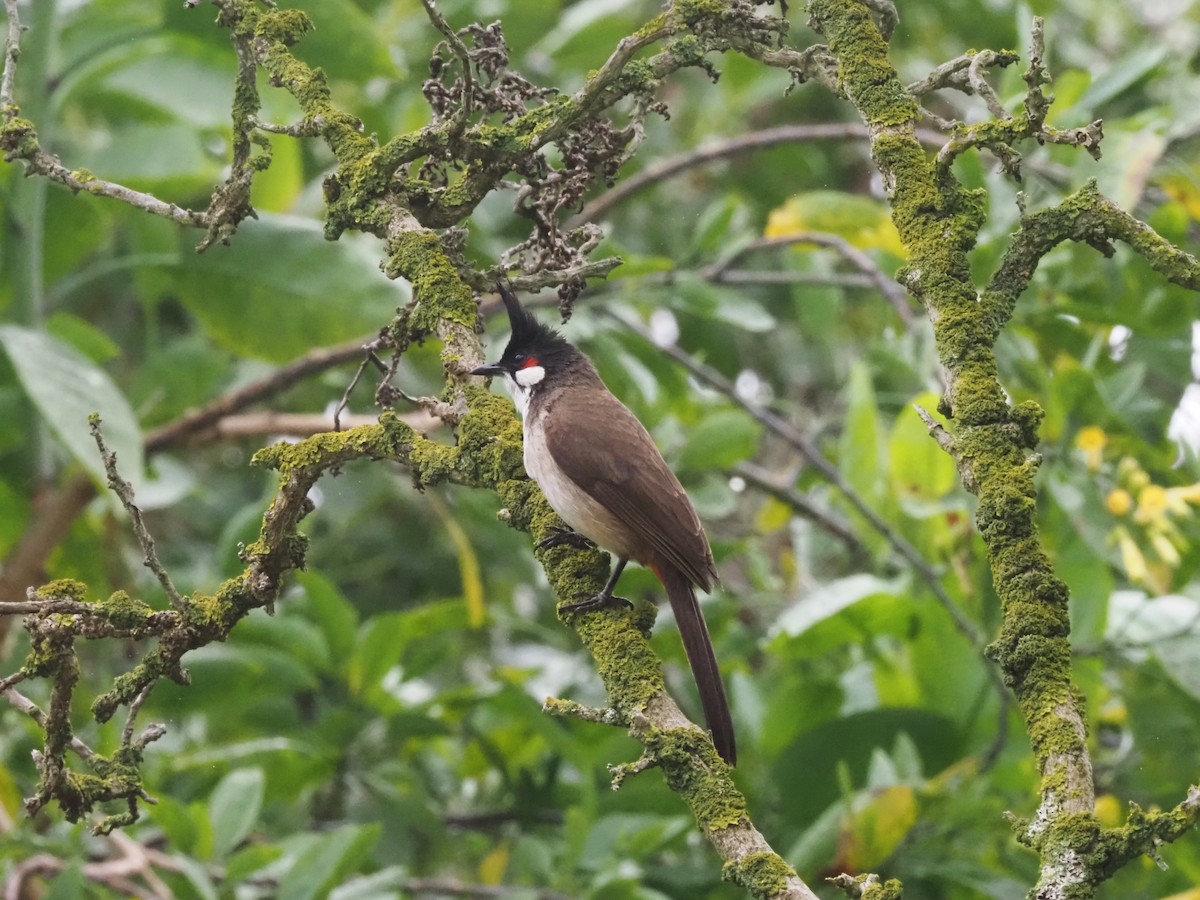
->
<box><xmin>536</xmin><ymin>527</ymin><xmax>596</xmax><ymax>552</ymax></box>
<box><xmin>560</xmin><ymin>591</ymin><xmax>633</xmax><ymax>614</ymax></box>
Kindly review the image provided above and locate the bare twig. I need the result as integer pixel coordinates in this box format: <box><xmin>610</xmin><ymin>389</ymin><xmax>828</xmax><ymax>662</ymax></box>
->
<box><xmin>89</xmin><ymin>417</ymin><xmax>185</xmax><ymax>612</ymax></box>
<box><xmin>705</xmin><ymin>231</ymin><xmax>913</xmax><ymax>324</ymax></box>
<box><xmin>3</xmin><ymin>686</ymin><xmax>96</xmax><ymax>760</ymax></box>
<box><xmin>732</xmin><ymin>459</ymin><xmax>867</xmax><ymax>558</ymax></box>
<box><xmin>574</xmin><ymin>124</ymin><xmax>946</xmax><ymax>225</ymax></box>
<box><xmin>399</xmin><ymin>879</ymin><xmax>573</xmax><ymax>900</ymax></box>
<box><xmin>1</xmin><ymin>0</ymin><xmax>20</xmax><ymax>110</ymax></box>
<box><xmin>248</xmin><ymin>115</ymin><xmax>321</xmax><ymax>136</ymax></box>
<box><xmin>120</xmin><ymin>685</ymin><xmax>155</xmax><ymax>746</ymax></box>
<box><xmin>144</xmin><ymin>337</ymin><xmax>375</xmax><ymax>452</ymax></box>
<box><xmin>420</xmin><ymin>0</ymin><xmax>475</xmax><ymax>134</ymax></box>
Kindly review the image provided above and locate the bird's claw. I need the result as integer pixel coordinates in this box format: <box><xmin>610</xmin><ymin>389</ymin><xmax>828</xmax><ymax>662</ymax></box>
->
<box><xmin>560</xmin><ymin>591</ymin><xmax>633</xmax><ymax>614</ymax></box>
<box><xmin>536</xmin><ymin>527</ymin><xmax>596</xmax><ymax>552</ymax></box>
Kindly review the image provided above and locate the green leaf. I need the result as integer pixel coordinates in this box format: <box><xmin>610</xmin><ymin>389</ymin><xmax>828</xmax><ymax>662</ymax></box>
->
<box><xmin>44</xmin><ymin>312</ymin><xmax>120</xmax><ymax>363</ymax></box>
<box><xmin>294</xmin><ymin>571</ymin><xmax>360</xmax><ymax>668</ymax></box>
<box><xmin>147</xmin><ymin>794</ymin><xmax>200</xmax><ymax>855</ymax></box>
<box><xmin>276</xmin><ymin>824</ymin><xmax>382</xmax><ymax>900</ymax></box>
<box><xmin>687</xmin><ymin>195</ymin><xmax>744</xmax><ymax>260</ymax></box>
<box><xmin>0</xmin><ymin>325</ymin><xmax>144</xmax><ymax>489</ymax></box>
<box><xmin>1109</xmin><ymin>591</ymin><xmax>1200</xmax><ymax>701</ymax></box>
<box><xmin>208</xmin><ymin>767</ymin><xmax>265</xmax><ymax>860</ymax></box>
<box><xmin>771</xmin><ymin>573</ymin><xmax>905</xmax><ymax>639</ymax></box>
<box><xmin>675</xmin><ymin>409</ymin><xmax>762</xmax><ymax>473</ymax></box>
<box><xmin>225</xmin><ymin>843</ymin><xmax>285</xmax><ymax>883</ymax></box>
<box><xmin>288</xmin><ymin>0</ymin><xmax>394</xmax><ymax>80</ymax></box>
<box><xmin>172</xmin><ymin>214</ymin><xmax>408</xmax><ymax>362</ymax></box>
<box><xmin>328</xmin><ymin>866</ymin><xmax>412</xmax><ymax>900</ymax></box>
<box><xmin>43</xmin><ymin>861</ymin><xmax>85</xmax><ymax>900</ymax></box>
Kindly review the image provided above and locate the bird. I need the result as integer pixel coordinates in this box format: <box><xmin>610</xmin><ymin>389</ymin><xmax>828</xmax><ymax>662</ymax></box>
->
<box><xmin>471</xmin><ymin>284</ymin><xmax>736</xmax><ymax>765</ymax></box>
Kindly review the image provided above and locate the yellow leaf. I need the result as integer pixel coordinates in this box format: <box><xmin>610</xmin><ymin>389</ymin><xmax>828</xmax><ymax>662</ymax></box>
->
<box><xmin>764</xmin><ymin>191</ymin><xmax>904</xmax><ymax>256</ymax></box>
<box><xmin>478</xmin><ymin>842</ymin><xmax>510</xmax><ymax>884</ymax></box>
<box><xmin>842</xmin><ymin>786</ymin><xmax>918</xmax><ymax>870</ymax></box>
<box><xmin>755</xmin><ymin>496</ymin><xmax>793</xmax><ymax>533</ymax></box>
<box><xmin>428</xmin><ymin>492</ymin><xmax>487</xmax><ymax>628</ymax></box>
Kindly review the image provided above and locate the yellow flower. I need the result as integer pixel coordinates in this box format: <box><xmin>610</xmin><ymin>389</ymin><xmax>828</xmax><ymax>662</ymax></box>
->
<box><xmin>1105</xmin><ymin>488</ymin><xmax>1133</xmax><ymax>517</ymax></box>
<box><xmin>1115</xmin><ymin>528</ymin><xmax>1148</xmax><ymax>583</ymax></box>
<box><xmin>1165</xmin><ymin>482</ymin><xmax>1200</xmax><ymax>514</ymax></box>
<box><xmin>1117</xmin><ymin>457</ymin><xmax>1151</xmax><ymax>492</ymax></box>
<box><xmin>1150</xmin><ymin>531</ymin><xmax>1183</xmax><ymax>567</ymax></box>
<box><xmin>1075</xmin><ymin>426</ymin><xmax>1107</xmax><ymax>470</ymax></box>
<box><xmin>1134</xmin><ymin>484</ymin><xmax>1169</xmax><ymax>525</ymax></box>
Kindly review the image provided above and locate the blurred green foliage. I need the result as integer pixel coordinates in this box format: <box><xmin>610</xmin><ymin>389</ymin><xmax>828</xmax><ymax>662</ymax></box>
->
<box><xmin>2</xmin><ymin>0</ymin><xmax>1200</xmax><ymax>898</ymax></box>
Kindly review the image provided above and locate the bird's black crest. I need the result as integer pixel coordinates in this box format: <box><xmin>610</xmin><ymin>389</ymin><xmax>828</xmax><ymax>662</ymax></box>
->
<box><xmin>496</xmin><ymin>282</ymin><xmax>571</xmax><ymax>355</ymax></box>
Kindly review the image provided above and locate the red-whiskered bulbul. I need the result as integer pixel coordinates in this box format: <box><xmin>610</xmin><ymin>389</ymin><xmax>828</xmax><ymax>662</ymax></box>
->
<box><xmin>471</xmin><ymin>285</ymin><xmax>736</xmax><ymax>765</ymax></box>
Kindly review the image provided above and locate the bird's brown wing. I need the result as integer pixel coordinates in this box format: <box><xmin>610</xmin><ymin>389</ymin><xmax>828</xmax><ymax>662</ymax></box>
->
<box><xmin>541</xmin><ymin>385</ymin><xmax>717</xmax><ymax>590</ymax></box>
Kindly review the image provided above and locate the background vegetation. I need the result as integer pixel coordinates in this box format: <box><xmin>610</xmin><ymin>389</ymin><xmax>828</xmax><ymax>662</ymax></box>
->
<box><xmin>1</xmin><ymin>0</ymin><xmax>1200</xmax><ymax>897</ymax></box>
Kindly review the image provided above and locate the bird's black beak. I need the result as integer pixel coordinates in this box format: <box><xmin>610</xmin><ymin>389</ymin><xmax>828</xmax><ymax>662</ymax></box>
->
<box><xmin>470</xmin><ymin>363</ymin><xmax>506</xmax><ymax>378</ymax></box>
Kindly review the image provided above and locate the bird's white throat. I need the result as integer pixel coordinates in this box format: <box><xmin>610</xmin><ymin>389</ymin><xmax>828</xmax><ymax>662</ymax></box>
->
<box><xmin>504</xmin><ymin>365</ymin><xmax>544</xmax><ymax>417</ymax></box>
<box><xmin>514</xmin><ymin>365</ymin><xmax>545</xmax><ymax>388</ymax></box>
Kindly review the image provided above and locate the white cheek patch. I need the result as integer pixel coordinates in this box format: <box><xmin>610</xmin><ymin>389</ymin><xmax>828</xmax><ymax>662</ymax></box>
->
<box><xmin>514</xmin><ymin>365</ymin><xmax>545</xmax><ymax>387</ymax></box>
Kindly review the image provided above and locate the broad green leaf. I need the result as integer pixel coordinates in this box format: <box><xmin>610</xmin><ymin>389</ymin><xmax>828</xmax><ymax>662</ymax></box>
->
<box><xmin>771</xmin><ymin>573</ymin><xmax>905</xmax><ymax>639</ymax></box>
<box><xmin>429</xmin><ymin>493</ymin><xmax>486</xmax><ymax>628</ymax></box>
<box><xmin>173</xmin><ymin>855</ymin><xmax>220</xmax><ymax>900</ymax></box>
<box><xmin>294</xmin><ymin>571</ymin><xmax>360</xmax><ymax>667</ymax></box>
<box><xmin>843</xmin><ymin>784</ymin><xmax>918</xmax><ymax>870</ymax></box>
<box><xmin>663</xmin><ymin>279</ymin><xmax>776</xmax><ymax>332</ymax></box>
<box><xmin>1109</xmin><ymin>591</ymin><xmax>1200</xmax><ymax>701</ymax></box>
<box><xmin>44</xmin><ymin>312</ymin><xmax>120</xmax><ymax>363</ymax></box>
<box><xmin>172</xmin><ymin>215</ymin><xmax>407</xmax><ymax>362</ymax></box>
<box><xmin>225</xmin><ymin>843</ymin><xmax>285</xmax><ymax>883</ymax></box>
<box><xmin>1072</xmin><ymin>45</ymin><xmax>1170</xmax><ymax>115</ymax></box>
<box><xmin>346</xmin><ymin>600</ymin><xmax>466</xmax><ymax>703</ymax></box>
<box><xmin>765</xmin><ymin>190</ymin><xmax>903</xmax><ymax>255</ymax></box>
<box><xmin>83</xmin><ymin>123</ymin><xmax>223</xmax><ymax>192</ymax></box>
<box><xmin>774</xmin><ymin>708</ymin><xmax>961</xmax><ymax>822</ymax></box>
<box><xmin>288</xmin><ymin>0</ymin><xmax>394</xmax><ymax>80</ymax></box>
<box><xmin>676</xmin><ymin>408</ymin><xmax>762</xmax><ymax>473</ymax></box>
<box><xmin>208</xmin><ymin>767</ymin><xmax>265</xmax><ymax>860</ymax></box>
<box><xmin>0</xmin><ymin>325</ymin><xmax>144</xmax><ymax>489</ymax></box>
<box><xmin>328</xmin><ymin>866</ymin><xmax>412</xmax><ymax>900</ymax></box>
<box><xmin>147</xmin><ymin>794</ymin><xmax>201</xmax><ymax>855</ymax></box>
<box><xmin>276</xmin><ymin>824</ymin><xmax>382</xmax><ymax>900</ymax></box>
<box><xmin>250</xmin><ymin>131</ymin><xmax>305</xmax><ymax>213</ymax></box>
<box><xmin>43</xmin><ymin>861</ymin><xmax>85</xmax><ymax>900</ymax></box>
<box><xmin>687</xmin><ymin>195</ymin><xmax>745</xmax><ymax>260</ymax></box>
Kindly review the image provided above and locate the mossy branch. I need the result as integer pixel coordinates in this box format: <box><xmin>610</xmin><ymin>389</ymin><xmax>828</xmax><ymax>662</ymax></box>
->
<box><xmin>810</xmin><ymin>0</ymin><xmax>1200</xmax><ymax>896</ymax></box>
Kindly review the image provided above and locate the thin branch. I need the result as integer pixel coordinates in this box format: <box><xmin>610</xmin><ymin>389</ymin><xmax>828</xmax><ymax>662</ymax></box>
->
<box><xmin>705</xmin><ymin>232</ymin><xmax>913</xmax><ymax>324</ymax></box>
<box><xmin>144</xmin><ymin>337</ymin><xmax>374</xmax><ymax>452</ymax></box>
<box><xmin>1</xmin><ymin>0</ymin><xmax>20</xmax><ymax>110</ymax></box>
<box><xmin>248</xmin><ymin>114</ymin><xmax>321</xmax><ymax>136</ymax></box>
<box><xmin>89</xmin><ymin>417</ymin><xmax>185</xmax><ymax>612</ymax></box>
<box><xmin>400</xmin><ymin>878</ymin><xmax>573</xmax><ymax>900</ymax></box>
<box><xmin>120</xmin><ymin>685</ymin><xmax>155</xmax><ymax>747</ymax></box>
<box><xmin>419</xmin><ymin>0</ymin><xmax>475</xmax><ymax>134</ymax></box>
<box><xmin>3</xmin><ymin>685</ymin><xmax>96</xmax><ymax>761</ymax></box>
<box><xmin>573</xmin><ymin>123</ymin><xmax>946</xmax><ymax>225</ymax></box>
<box><xmin>732</xmin><ymin>459</ymin><xmax>868</xmax><ymax>559</ymax></box>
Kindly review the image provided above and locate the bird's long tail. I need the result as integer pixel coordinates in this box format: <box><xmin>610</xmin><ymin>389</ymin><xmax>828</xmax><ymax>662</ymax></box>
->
<box><xmin>657</xmin><ymin>564</ymin><xmax>736</xmax><ymax>765</ymax></box>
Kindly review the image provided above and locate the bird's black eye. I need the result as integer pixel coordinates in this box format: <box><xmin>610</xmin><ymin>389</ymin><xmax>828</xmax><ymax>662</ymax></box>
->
<box><xmin>512</xmin><ymin>353</ymin><xmax>525</xmax><ymax>365</ymax></box>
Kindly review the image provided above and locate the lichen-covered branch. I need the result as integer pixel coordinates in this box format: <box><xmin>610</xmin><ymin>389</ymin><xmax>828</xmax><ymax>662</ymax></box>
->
<box><xmin>807</xmin><ymin>1</ymin><xmax>1200</xmax><ymax>897</ymax></box>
